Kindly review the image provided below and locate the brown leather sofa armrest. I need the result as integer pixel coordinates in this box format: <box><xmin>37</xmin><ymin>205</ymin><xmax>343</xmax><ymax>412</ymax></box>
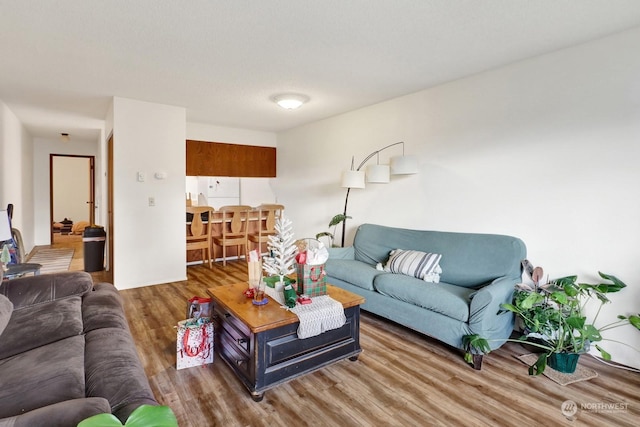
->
<box><xmin>0</xmin><ymin>271</ymin><xmax>93</xmax><ymax>310</ymax></box>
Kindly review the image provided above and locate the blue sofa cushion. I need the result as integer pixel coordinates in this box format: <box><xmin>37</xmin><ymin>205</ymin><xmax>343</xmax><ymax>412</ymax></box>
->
<box><xmin>325</xmin><ymin>259</ymin><xmax>383</xmax><ymax>291</ymax></box>
<box><xmin>373</xmin><ymin>274</ymin><xmax>474</xmax><ymax>322</ymax></box>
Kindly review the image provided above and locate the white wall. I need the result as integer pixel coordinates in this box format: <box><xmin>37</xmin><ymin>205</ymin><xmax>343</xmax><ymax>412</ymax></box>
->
<box><xmin>275</xmin><ymin>28</ymin><xmax>640</xmax><ymax>369</ymax></box>
<box><xmin>33</xmin><ymin>138</ymin><xmax>99</xmax><ymax>245</ymax></box>
<box><xmin>112</xmin><ymin>97</ymin><xmax>186</xmax><ymax>289</ymax></box>
<box><xmin>240</xmin><ymin>178</ymin><xmax>278</xmax><ymax>207</ymax></box>
<box><xmin>0</xmin><ymin>100</ymin><xmax>35</xmax><ymax>253</ymax></box>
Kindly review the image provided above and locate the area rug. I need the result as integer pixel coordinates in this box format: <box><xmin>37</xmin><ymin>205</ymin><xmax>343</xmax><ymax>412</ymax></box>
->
<box><xmin>516</xmin><ymin>353</ymin><xmax>598</xmax><ymax>386</ymax></box>
<box><xmin>28</xmin><ymin>248</ymin><xmax>75</xmax><ymax>274</ymax></box>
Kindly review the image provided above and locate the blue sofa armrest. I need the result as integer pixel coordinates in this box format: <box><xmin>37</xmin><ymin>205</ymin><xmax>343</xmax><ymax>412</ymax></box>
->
<box><xmin>327</xmin><ymin>246</ymin><xmax>355</xmax><ymax>260</ymax></box>
<box><xmin>468</xmin><ymin>276</ymin><xmax>516</xmax><ymax>348</ymax></box>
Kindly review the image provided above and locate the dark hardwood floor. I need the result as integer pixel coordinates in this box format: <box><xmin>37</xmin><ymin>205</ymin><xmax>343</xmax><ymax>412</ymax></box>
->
<box><xmin>36</xmin><ymin>241</ymin><xmax>639</xmax><ymax>426</ymax></box>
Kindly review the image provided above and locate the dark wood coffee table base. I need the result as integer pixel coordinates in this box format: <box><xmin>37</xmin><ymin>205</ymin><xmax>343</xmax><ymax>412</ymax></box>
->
<box><xmin>209</xmin><ymin>283</ymin><xmax>363</xmax><ymax>401</ymax></box>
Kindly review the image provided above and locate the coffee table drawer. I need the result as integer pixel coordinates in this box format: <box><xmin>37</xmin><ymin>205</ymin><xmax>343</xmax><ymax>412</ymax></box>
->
<box><xmin>256</xmin><ymin>305</ymin><xmax>361</xmax><ymax>389</ymax></box>
<box><xmin>217</xmin><ymin>308</ymin><xmax>251</xmax><ymax>336</ymax></box>
<box><xmin>214</xmin><ymin>307</ymin><xmax>251</xmax><ymax>352</ymax></box>
<box><xmin>221</xmin><ymin>317</ymin><xmax>251</xmax><ymax>354</ymax></box>
<box><xmin>219</xmin><ymin>332</ymin><xmax>253</xmax><ymax>380</ymax></box>
<box><xmin>264</xmin><ymin>316</ymin><xmax>355</xmax><ymax>366</ymax></box>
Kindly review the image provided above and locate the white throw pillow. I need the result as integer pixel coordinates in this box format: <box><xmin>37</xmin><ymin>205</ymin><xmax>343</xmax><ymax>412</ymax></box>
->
<box><xmin>423</xmin><ymin>264</ymin><xmax>442</xmax><ymax>283</ymax></box>
<box><xmin>383</xmin><ymin>249</ymin><xmax>442</xmax><ymax>280</ymax></box>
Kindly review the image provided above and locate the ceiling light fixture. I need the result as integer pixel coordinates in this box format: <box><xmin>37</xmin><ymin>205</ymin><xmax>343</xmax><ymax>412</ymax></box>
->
<box><xmin>60</xmin><ymin>133</ymin><xmax>70</xmax><ymax>142</ymax></box>
<box><xmin>271</xmin><ymin>93</ymin><xmax>310</xmax><ymax>110</ymax></box>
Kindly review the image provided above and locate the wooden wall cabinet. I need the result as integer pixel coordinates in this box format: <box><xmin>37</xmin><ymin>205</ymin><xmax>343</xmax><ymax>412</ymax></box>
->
<box><xmin>186</xmin><ymin>140</ymin><xmax>276</xmax><ymax>177</ymax></box>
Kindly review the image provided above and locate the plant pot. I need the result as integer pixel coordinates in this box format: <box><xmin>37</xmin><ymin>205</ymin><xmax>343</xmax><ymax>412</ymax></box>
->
<box><xmin>547</xmin><ymin>352</ymin><xmax>580</xmax><ymax>374</ymax></box>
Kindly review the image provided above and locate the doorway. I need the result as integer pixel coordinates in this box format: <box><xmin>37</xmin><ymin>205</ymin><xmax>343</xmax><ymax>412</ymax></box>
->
<box><xmin>49</xmin><ymin>154</ymin><xmax>95</xmax><ymax>244</ymax></box>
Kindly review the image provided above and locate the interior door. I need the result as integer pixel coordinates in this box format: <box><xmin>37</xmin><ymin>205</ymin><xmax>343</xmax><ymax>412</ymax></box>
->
<box><xmin>50</xmin><ymin>154</ymin><xmax>95</xmax><ymax>241</ymax></box>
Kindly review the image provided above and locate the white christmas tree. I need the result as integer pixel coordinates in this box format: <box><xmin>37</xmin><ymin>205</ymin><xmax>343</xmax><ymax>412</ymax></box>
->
<box><xmin>262</xmin><ymin>214</ymin><xmax>297</xmax><ymax>283</ymax></box>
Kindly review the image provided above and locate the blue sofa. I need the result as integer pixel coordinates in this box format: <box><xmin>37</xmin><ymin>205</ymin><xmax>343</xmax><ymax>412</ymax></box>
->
<box><xmin>325</xmin><ymin>223</ymin><xmax>526</xmax><ymax>369</ymax></box>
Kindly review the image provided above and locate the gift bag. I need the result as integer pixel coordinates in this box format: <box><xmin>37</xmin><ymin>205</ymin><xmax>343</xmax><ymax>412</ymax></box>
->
<box><xmin>294</xmin><ymin>238</ymin><xmax>328</xmax><ymax>297</ymax></box>
<box><xmin>176</xmin><ymin>319</ymin><xmax>214</xmax><ymax>369</ymax></box>
<box><xmin>295</xmin><ymin>262</ymin><xmax>327</xmax><ymax>297</ymax></box>
<box><xmin>187</xmin><ymin>296</ymin><xmax>212</xmax><ymax>320</ymax></box>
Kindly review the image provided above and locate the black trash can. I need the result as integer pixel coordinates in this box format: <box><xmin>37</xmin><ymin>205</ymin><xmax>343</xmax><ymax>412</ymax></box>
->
<box><xmin>83</xmin><ymin>225</ymin><xmax>106</xmax><ymax>272</ymax></box>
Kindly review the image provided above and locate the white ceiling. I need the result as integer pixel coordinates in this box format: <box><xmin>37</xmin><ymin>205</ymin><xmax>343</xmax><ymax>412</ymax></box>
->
<box><xmin>2</xmin><ymin>1</ymin><xmax>640</xmax><ymax>141</ymax></box>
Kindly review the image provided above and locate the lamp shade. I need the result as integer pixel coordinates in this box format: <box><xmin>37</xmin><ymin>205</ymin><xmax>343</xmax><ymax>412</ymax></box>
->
<box><xmin>390</xmin><ymin>155</ymin><xmax>418</xmax><ymax>175</ymax></box>
<box><xmin>341</xmin><ymin>170</ymin><xmax>366</xmax><ymax>189</ymax></box>
<box><xmin>0</xmin><ymin>210</ymin><xmax>12</xmax><ymax>242</ymax></box>
<box><xmin>365</xmin><ymin>164</ymin><xmax>390</xmax><ymax>183</ymax></box>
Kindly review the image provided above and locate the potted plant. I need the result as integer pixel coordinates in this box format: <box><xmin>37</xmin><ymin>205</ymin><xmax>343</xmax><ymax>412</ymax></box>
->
<box><xmin>464</xmin><ymin>271</ymin><xmax>640</xmax><ymax>375</ymax></box>
<box><xmin>78</xmin><ymin>405</ymin><xmax>178</xmax><ymax>427</ymax></box>
<box><xmin>316</xmin><ymin>214</ymin><xmax>351</xmax><ymax>248</ymax></box>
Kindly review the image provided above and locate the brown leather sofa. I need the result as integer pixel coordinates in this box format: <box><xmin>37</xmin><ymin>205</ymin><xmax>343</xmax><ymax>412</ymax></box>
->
<box><xmin>0</xmin><ymin>271</ymin><xmax>157</xmax><ymax>427</ymax></box>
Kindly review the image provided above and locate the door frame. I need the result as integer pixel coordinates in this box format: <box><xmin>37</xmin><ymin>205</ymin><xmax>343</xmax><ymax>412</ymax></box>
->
<box><xmin>107</xmin><ymin>133</ymin><xmax>114</xmax><ymax>277</ymax></box>
<box><xmin>49</xmin><ymin>154</ymin><xmax>95</xmax><ymax>242</ymax></box>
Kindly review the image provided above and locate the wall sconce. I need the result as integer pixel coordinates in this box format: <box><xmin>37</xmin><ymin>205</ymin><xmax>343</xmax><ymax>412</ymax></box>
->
<box><xmin>337</xmin><ymin>141</ymin><xmax>418</xmax><ymax>246</ymax></box>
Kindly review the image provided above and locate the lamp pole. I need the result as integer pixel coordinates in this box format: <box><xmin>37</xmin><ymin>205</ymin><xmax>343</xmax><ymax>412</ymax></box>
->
<box><xmin>340</xmin><ymin>142</ymin><xmax>405</xmax><ymax>247</ymax></box>
<box><xmin>341</xmin><ymin>187</ymin><xmax>352</xmax><ymax>248</ymax></box>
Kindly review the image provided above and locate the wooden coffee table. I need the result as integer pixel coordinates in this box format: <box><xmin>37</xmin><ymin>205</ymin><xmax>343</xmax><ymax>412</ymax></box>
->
<box><xmin>207</xmin><ymin>282</ymin><xmax>365</xmax><ymax>401</ymax></box>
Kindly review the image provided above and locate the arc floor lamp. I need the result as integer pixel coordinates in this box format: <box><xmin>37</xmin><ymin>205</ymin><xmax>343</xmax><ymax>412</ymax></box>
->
<box><xmin>339</xmin><ymin>141</ymin><xmax>418</xmax><ymax>247</ymax></box>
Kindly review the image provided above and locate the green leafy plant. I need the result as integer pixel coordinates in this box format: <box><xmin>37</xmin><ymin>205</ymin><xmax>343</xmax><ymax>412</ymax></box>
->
<box><xmin>315</xmin><ymin>214</ymin><xmax>351</xmax><ymax>247</ymax></box>
<box><xmin>463</xmin><ymin>272</ymin><xmax>640</xmax><ymax>375</ymax></box>
<box><xmin>315</xmin><ymin>231</ymin><xmax>334</xmax><ymax>247</ymax></box>
<box><xmin>78</xmin><ymin>405</ymin><xmax>178</xmax><ymax>427</ymax></box>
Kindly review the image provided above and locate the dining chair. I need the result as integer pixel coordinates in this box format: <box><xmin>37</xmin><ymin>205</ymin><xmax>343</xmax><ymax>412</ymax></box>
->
<box><xmin>186</xmin><ymin>206</ymin><xmax>214</xmax><ymax>269</ymax></box>
<box><xmin>212</xmin><ymin>205</ymin><xmax>252</xmax><ymax>266</ymax></box>
<box><xmin>246</xmin><ymin>204</ymin><xmax>284</xmax><ymax>256</ymax></box>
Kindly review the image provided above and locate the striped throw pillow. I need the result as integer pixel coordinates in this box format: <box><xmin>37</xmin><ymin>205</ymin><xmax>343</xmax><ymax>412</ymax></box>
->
<box><xmin>383</xmin><ymin>249</ymin><xmax>442</xmax><ymax>280</ymax></box>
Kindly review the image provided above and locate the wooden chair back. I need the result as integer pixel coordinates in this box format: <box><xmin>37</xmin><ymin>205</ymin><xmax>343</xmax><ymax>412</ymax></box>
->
<box><xmin>186</xmin><ymin>206</ymin><xmax>214</xmax><ymax>268</ymax></box>
<box><xmin>214</xmin><ymin>205</ymin><xmax>252</xmax><ymax>265</ymax></box>
<box><xmin>247</xmin><ymin>204</ymin><xmax>284</xmax><ymax>254</ymax></box>
<box><xmin>259</xmin><ymin>204</ymin><xmax>284</xmax><ymax>233</ymax></box>
<box><xmin>219</xmin><ymin>205</ymin><xmax>252</xmax><ymax>236</ymax></box>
